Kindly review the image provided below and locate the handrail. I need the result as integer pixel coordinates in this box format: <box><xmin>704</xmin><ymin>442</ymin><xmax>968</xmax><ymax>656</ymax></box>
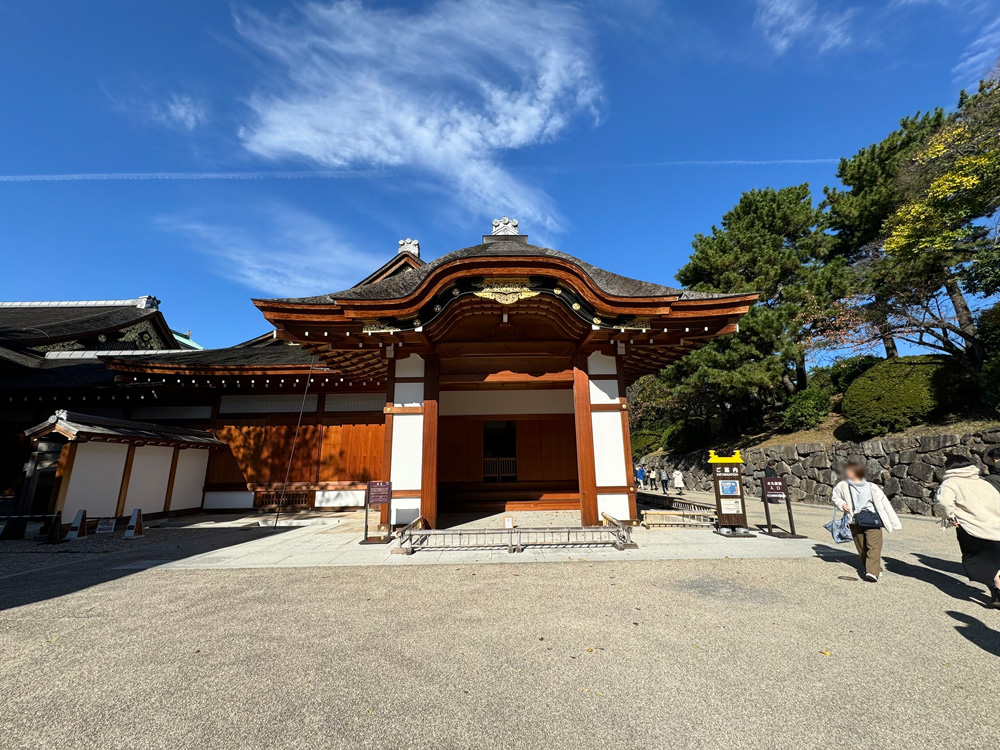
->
<box><xmin>395</xmin><ymin>516</ymin><xmax>429</xmax><ymax>555</ymax></box>
<box><xmin>600</xmin><ymin>513</ymin><xmax>636</xmax><ymax>550</ymax></box>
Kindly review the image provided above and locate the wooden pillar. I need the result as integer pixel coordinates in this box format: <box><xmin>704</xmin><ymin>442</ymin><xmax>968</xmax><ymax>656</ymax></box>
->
<box><xmin>618</xmin><ymin>364</ymin><xmax>638</xmax><ymax>521</ymax></box>
<box><xmin>420</xmin><ymin>354</ymin><xmax>440</xmax><ymax>528</ymax></box>
<box><xmin>379</xmin><ymin>358</ymin><xmax>396</xmax><ymax>526</ymax></box>
<box><xmin>573</xmin><ymin>353</ymin><xmax>599</xmax><ymax>526</ymax></box>
<box><xmin>52</xmin><ymin>442</ymin><xmax>79</xmax><ymax>515</ymax></box>
<box><xmin>114</xmin><ymin>444</ymin><xmax>137</xmax><ymax>517</ymax></box>
<box><xmin>162</xmin><ymin>448</ymin><xmax>181</xmax><ymax>513</ymax></box>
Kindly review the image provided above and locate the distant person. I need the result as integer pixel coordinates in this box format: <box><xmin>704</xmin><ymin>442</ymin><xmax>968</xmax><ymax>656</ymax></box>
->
<box><xmin>659</xmin><ymin>467</ymin><xmax>668</xmax><ymax>494</ymax></box>
<box><xmin>671</xmin><ymin>469</ymin><xmax>685</xmax><ymax>496</ymax></box>
<box><xmin>648</xmin><ymin>466</ymin><xmax>658</xmax><ymax>491</ymax></box>
<box><xmin>936</xmin><ymin>454</ymin><xmax>1000</xmax><ymax>609</ymax></box>
<box><xmin>636</xmin><ymin>465</ymin><xmax>646</xmax><ymax>491</ymax></box>
<box><xmin>831</xmin><ymin>461</ymin><xmax>901</xmax><ymax>582</ymax></box>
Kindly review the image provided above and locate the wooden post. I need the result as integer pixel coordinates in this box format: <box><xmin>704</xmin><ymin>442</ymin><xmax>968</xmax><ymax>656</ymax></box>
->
<box><xmin>573</xmin><ymin>353</ymin><xmax>599</xmax><ymax>526</ymax></box>
<box><xmin>420</xmin><ymin>354</ymin><xmax>440</xmax><ymax>529</ymax></box>
<box><xmin>617</xmin><ymin>359</ymin><xmax>637</xmax><ymax>521</ymax></box>
<box><xmin>52</xmin><ymin>442</ymin><xmax>79</xmax><ymax>515</ymax></box>
<box><xmin>162</xmin><ymin>448</ymin><xmax>181</xmax><ymax>513</ymax></box>
<box><xmin>114</xmin><ymin>444</ymin><xmax>137</xmax><ymax>517</ymax></box>
<box><xmin>380</xmin><ymin>358</ymin><xmax>396</xmax><ymax>527</ymax></box>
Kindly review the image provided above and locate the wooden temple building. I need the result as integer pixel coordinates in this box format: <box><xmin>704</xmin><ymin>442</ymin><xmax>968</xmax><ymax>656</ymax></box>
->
<box><xmin>1</xmin><ymin>219</ymin><xmax>756</xmax><ymax>527</ymax></box>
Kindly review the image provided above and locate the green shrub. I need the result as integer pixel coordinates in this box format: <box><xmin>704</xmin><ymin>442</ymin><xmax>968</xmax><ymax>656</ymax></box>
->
<box><xmin>781</xmin><ymin>387</ymin><xmax>831</xmax><ymax>431</ymax></box>
<box><xmin>842</xmin><ymin>355</ymin><xmax>963</xmax><ymax>438</ymax></box>
<box><xmin>978</xmin><ymin>302</ymin><xmax>1000</xmax><ymax>358</ymax></box>
<box><xmin>661</xmin><ymin>418</ymin><xmax>710</xmax><ymax>453</ymax></box>
<box><xmin>630</xmin><ymin>431</ymin><xmax>661</xmax><ymax>461</ymax></box>
<box><xmin>829</xmin><ymin>355</ymin><xmax>882</xmax><ymax>393</ymax></box>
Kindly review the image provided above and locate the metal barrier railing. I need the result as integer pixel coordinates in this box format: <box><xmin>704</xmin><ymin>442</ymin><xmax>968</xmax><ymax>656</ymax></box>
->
<box><xmin>640</xmin><ymin>509</ymin><xmax>716</xmax><ymax>528</ymax></box>
<box><xmin>396</xmin><ymin>514</ymin><xmax>635</xmax><ymax>555</ymax></box>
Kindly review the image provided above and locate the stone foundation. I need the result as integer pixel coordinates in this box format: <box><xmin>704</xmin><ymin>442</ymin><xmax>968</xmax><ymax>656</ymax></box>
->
<box><xmin>641</xmin><ymin>428</ymin><xmax>1000</xmax><ymax>515</ymax></box>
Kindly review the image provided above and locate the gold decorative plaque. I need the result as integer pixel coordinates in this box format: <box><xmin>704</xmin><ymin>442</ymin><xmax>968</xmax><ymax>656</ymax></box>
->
<box><xmin>362</xmin><ymin>320</ymin><xmax>401</xmax><ymax>334</ymax></box>
<box><xmin>473</xmin><ymin>278</ymin><xmax>540</xmax><ymax>305</ymax></box>
<box><xmin>613</xmin><ymin>317</ymin><xmax>652</xmax><ymax>332</ymax></box>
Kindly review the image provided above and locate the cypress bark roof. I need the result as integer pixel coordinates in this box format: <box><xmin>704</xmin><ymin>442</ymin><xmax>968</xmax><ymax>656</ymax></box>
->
<box><xmin>262</xmin><ymin>240</ymin><xmax>736</xmax><ymax>304</ymax></box>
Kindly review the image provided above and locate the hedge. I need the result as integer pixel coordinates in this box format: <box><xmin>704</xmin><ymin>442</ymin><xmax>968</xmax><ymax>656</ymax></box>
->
<box><xmin>842</xmin><ymin>355</ymin><xmax>962</xmax><ymax>438</ymax></box>
<box><xmin>781</xmin><ymin>387</ymin><xmax>831</xmax><ymax>431</ymax></box>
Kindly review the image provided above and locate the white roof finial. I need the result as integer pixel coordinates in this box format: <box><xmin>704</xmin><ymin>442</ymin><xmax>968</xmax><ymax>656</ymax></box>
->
<box><xmin>398</xmin><ymin>238</ymin><xmax>420</xmax><ymax>257</ymax></box>
<box><xmin>491</xmin><ymin>217</ymin><xmax>519</xmax><ymax>236</ymax></box>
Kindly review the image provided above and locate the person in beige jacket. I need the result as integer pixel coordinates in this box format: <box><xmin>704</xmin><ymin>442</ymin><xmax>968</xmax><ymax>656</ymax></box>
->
<box><xmin>831</xmin><ymin>462</ymin><xmax>901</xmax><ymax>581</ymax></box>
<box><xmin>935</xmin><ymin>454</ymin><xmax>1000</xmax><ymax>609</ymax></box>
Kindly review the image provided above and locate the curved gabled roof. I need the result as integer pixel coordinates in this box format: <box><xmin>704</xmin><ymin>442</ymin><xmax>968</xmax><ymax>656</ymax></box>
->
<box><xmin>261</xmin><ymin>240</ymin><xmax>732</xmax><ymax>304</ymax></box>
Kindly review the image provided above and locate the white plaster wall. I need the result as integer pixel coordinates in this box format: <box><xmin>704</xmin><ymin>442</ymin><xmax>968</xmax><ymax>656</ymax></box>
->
<box><xmin>389</xmin><ymin>414</ymin><xmax>424</xmax><ymax>490</ymax></box>
<box><xmin>123</xmin><ymin>445</ymin><xmax>174</xmax><ymax>516</ymax></box>
<box><xmin>592</xmin><ymin>411</ymin><xmax>628</xmax><ymax>487</ymax></box>
<box><xmin>597</xmin><ymin>493</ymin><xmax>631</xmax><ymax>520</ymax></box>
<box><xmin>62</xmin><ymin>442</ymin><xmax>127</xmax><ymax>519</ymax></box>
<box><xmin>169</xmin><ymin>450</ymin><xmax>209</xmax><ymax>510</ymax></box>
<box><xmin>395</xmin><ymin>354</ymin><xmax>425</xmax><ymax>378</ymax></box>
<box><xmin>219</xmin><ymin>394</ymin><xmax>318</xmax><ymax>414</ymax></box>
<box><xmin>588</xmin><ymin>351</ymin><xmax>618</xmax><ymax>375</ymax></box>
<box><xmin>315</xmin><ymin>489</ymin><xmax>366</xmax><ymax>507</ymax></box>
<box><xmin>589</xmin><ymin>378</ymin><xmax>619</xmax><ymax>404</ymax></box>
<box><xmin>391</xmin><ymin>496</ymin><xmax>421</xmax><ymax>525</ymax></box>
<box><xmin>393</xmin><ymin>382</ymin><xmax>424</xmax><ymax>407</ymax></box>
<box><xmin>203</xmin><ymin>490</ymin><xmax>254</xmax><ymax>510</ymax></box>
<box><xmin>131</xmin><ymin>405</ymin><xmax>212</xmax><ymax>420</ymax></box>
<box><xmin>439</xmin><ymin>389</ymin><xmax>573</xmax><ymax>416</ymax></box>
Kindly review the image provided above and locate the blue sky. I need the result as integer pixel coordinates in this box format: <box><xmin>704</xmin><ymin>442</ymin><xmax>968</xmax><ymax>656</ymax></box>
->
<box><xmin>1</xmin><ymin>0</ymin><xmax>998</xmax><ymax>348</ymax></box>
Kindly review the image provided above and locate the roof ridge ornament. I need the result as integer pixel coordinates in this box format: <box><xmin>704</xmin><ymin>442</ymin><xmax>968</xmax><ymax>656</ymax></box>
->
<box><xmin>491</xmin><ymin>217</ymin><xmax>519</xmax><ymax>235</ymax></box>
<box><xmin>398</xmin><ymin>238</ymin><xmax>420</xmax><ymax>257</ymax></box>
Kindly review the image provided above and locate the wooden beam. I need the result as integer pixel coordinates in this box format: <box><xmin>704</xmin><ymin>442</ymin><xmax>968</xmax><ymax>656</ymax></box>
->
<box><xmin>573</xmin><ymin>353</ymin><xmax>599</xmax><ymax>526</ymax></box>
<box><xmin>52</xmin><ymin>442</ymin><xmax>78</xmax><ymax>515</ymax></box>
<box><xmin>420</xmin><ymin>354</ymin><xmax>440</xmax><ymax>529</ymax></box>
<box><xmin>114</xmin><ymin>444</ymin><xmax>137</xmax><ymax>517</ymax></box>
<box><xmin>380</xmin><ymin>358</ymin><xmax>396</xmax><ymax>526</ymax></box>
<box><xmin>162</xmin><ymin>448</ymin><xmax>181</xmax><ymax>513</ymax></box>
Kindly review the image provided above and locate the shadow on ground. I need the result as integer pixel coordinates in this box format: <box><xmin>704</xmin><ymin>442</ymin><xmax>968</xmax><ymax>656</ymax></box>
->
<box><xmin>947</xmin><ymin>611</ymin><xmax>1000</xmax><ymax>656</ymax></box>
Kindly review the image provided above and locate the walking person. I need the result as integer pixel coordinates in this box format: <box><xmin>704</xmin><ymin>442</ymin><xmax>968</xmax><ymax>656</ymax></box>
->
<box><xmin>648</xmin><ymin>466</ymin><xmax>658</xmax><ymax>491</ymax></box>
<box><xmin>671</xmin><ymin>468</ymin><xmax>685</xmax><ymax>496</ymax></box>
<box><xmin>831</xmin><ymin>461</ymin><xmax>901</xmax><ymax>582</ymax></box>
<box><xmin>936</xmin><ymin>454</ymin><xmax>1000</xmax><ymax>609</ymax></box>
<box><xmin>636</xmin><ymin>465</ymin><xmax>646</xmax><ymax>491</ymax></box>
<box><xmin>659</xmin><ymin>467</ymin><xmax>668</xmax><ymax>494</ymax></box>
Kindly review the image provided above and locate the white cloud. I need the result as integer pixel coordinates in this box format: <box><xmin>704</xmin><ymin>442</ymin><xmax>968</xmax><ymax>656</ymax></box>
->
<box><xmin>754</xmin><ymin>0</ymin><xmax>854</xmax><ymax>54</ymax></box>
<box><xmin>149</xmin><ymin>93</ymin><xmax>208</xmax><ymax>131</ymax></box>
<box><xmin>159</xmin><ymin>204</ymin><xmax>381</xmax><ymax>296</ymax></box>
<box><xmin>233</xmin><ymin>0</ymin><xmax>603</xmax><ymax>233</ymax></box>
<box><xmin>953</xmin><ymin>15</ymin><xmax>1000</xmax><ymax>85</ymax></box>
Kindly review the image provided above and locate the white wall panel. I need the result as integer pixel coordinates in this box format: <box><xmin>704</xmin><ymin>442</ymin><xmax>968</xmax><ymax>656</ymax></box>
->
<box><xmin>395</xmin><ymin>355</ymin><xmax>425</xmax><ymax>378</ymax></box>
<box><xmin>597</xmin><ymin>493</ymin><xmax>631</xmax><ymax>520</ymax></box>
<box><xmin>588</xmin><ymin>352</ymin><xmax>618</xmax><ymax>375</ymax></box>
<box><xmin>439</xmin><ymin>389</ymin><xmax>573</xmax><ymax>416</ymax></box>
<box><xmin>389</xmin><ymin>414</ymin><xmax>423</xmax><ymax>490</ymax></box>
<box><xmin>62</xmin><ymin>442</ymin><xmax>127</xmax><ymax>519</ymax></box>
<box><xmin>591</xmin><ymin>411</ymin><xmax>628</xmax><ymax>487</ymax></box>
<box><xmin>393</xmin><ymin>383</ymin><xmax>424</xmax><ymax>407</ymax></box>
<box><xmin>323</xmin><ymin>393</ymin><xmax>386</xmax><ymax>412</ymax></box>
<box><xmin>220</xmin><ymin>394</ymin><xmax>318</xmax><ymax>414</ymax></box>
<box><xmin>123</xmin><ymin>445</ymin><xmax>174</xmax><ymax>516</ymax></box>
<box><xmin>315</xmin><ymin>489</ymin><xmax>366</xmax><ymax>507</ymax></box>
<box><xmin>589</xmin><ymin>378</ymin><xmax>619</xmax><ymax>404</ymax></box>
<box><xmin>391</xmin><ymin>496</ymin><xmax>421</xmax><ymax>525</ymax></box>
<box><xmin>169</xmin><ymin>450</ymin><xmax>209</xmax><ymax>510</ymax></box>
<box><xmin>203</xmin><ymin>490</ymin><xmax>254</xmax><ymax>509</ymax></box>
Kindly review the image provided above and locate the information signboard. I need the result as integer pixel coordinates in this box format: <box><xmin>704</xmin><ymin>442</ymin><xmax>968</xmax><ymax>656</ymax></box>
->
<box><xmin>360</xmin><ymin>481</ymin><xmax>392</xmax><ymax>545</ymax></box>
<box><xmin>760</xmin><ymin>476</ymin><xmax>806</xmax><ymax>539</ymax></box>
<box><xmin>709</xmin><ymin>450</ymin><xmax>753</xmax><ymax>537</ymax></box>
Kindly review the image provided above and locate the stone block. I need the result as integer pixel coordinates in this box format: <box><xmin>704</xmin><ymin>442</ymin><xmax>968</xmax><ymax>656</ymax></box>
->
<box><xmin>861</xmin><ymin>440</ymin><xmax>885</xmax><ymax>458</ymax></box>
<box><xmin>918</xmin><ymin>434</ymin><xmax>960</xmax><ymax>453</ymax></box>
<box><xmin>908</xmin><ymin>462</ymin><xmax>936</xmax><ymax>483</ymax></box>
<box><xmin>897</xmin><ymin>449</ymin><xmax>918</xmax><ymax>464</ymax></box>
<box><xmin>797</xmin><ymin>442</ymin><xmax>826</xmax><ymax>455</ymax></box>
<box><xmin>817</xmin><ymin>469</ymin><xmax>836</xmax><ymax>486</ymax></box>
<box><xmin>806</xmin><ymin>454</ymin><xmax>829</xmax><ymax>469</ymax></box>
<box><xmin>790</xmin><ymin>463</ymin><xmax>806</xmax><ymax>478</ymax></box>
<box><xmin>775</xmin><ymin>461</ymin><xmax>791</xmax><ymax>475</ymax></box>
<box><xmin>890</xmin><ymin>464</ymin><xmax>909</xmax><ymax>479</ymax></box>
<box><xmin>900</xmin><ymin>477</ymin><xmax>927</xmax><ymax>498</ymax></box>
<box><xmin>884</xmin><ymin>476</ymin><xmax>900</xmax><ymax>496</ymax></box>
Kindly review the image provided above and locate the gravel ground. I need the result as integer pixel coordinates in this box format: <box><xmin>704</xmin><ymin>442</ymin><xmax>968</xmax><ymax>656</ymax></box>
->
<box><xmin>1</xmin><ymin>506</ymin><xmax>998</xmax><ymax>750</ymax></box>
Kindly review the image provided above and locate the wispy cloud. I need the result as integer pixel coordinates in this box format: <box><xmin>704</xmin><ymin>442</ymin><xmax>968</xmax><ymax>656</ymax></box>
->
<box><xmin>0</xmin><ymin>169</ymin><xmax>377</xmax><ymax>183</ymax></box>
<box><xmin>149</xmin><ymin>93</ymin><xmax>209</xmax><ymax>131</ymax></box>
<box><xmin>953</xmin><ymin>15</ymin><xmax>1000</xmax><ymax>85</ymax></box>
<box><xmin>233</xmin><ymin>0</ymin><xmax>603</xmax><ymax>233</ymax></box>
<box><xmin>754</xmin><ymin>0</ymin><xmax>854</xmax><ymax>54</ymax></box>
<box><xmin>158</xmin><ymin>204</ymin><xmax>381</xmax><ymax>296</ymax></box>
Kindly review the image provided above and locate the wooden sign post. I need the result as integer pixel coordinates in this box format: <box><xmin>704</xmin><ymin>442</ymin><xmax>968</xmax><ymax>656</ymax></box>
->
<box><xmin>360</xmin><ymin>481</ymin><xmax>392</xmax><ymax>545</ymax></box>
<box><xmin>760</xmin><ymin>477</ymin><xmax>806</xmax><ymax>539</ymax></box>
<box><xmin>709</xmin><ymin>450</ymin><xmax>754</xmax><ymax>538</ymax></box>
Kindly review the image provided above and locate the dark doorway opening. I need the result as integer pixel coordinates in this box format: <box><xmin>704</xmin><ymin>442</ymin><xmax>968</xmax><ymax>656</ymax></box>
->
<box><xmin>483</xmin><ymin>420</ymin><xmax>517</xmax><ymax>482</ymax></box>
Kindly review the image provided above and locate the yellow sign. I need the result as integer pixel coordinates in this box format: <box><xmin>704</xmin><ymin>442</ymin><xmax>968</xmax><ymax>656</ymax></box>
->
<box><xmin>708</xmin><ymin>450</ymin><xmax>743</xmax><ymax>464</ymax></box>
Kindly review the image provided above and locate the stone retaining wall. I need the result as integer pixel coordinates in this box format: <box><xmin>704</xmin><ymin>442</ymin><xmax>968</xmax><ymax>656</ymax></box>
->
<box><xmin>641</xmin><ymin>428</ymin><xmax>1000</xmax><ymax>515</ymax></box>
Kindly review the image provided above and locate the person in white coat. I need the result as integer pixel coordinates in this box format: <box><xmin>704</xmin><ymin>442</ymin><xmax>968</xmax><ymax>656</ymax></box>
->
<box><xmin>831</xmin><ymin>461</ymin><xmax>901</xmax><ymax>582</ymax></box>
<box><xmin>671</xmin><ymin>469</ymin><xmax>685</xmax><ymax>496</ymax></box>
